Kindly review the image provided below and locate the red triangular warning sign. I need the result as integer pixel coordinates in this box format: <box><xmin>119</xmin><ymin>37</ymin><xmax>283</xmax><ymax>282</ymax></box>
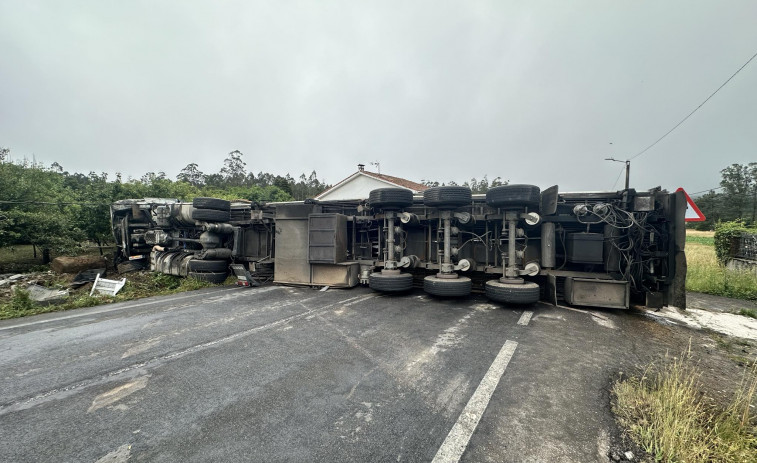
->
<box><xmin>676</xmin><ymin>188</ymin><xmax>706</xmax><ymax>222</ymax></box>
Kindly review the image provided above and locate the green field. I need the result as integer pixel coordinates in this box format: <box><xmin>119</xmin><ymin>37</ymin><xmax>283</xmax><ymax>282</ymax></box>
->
<box><xmin>686</xmin><ymin>230</ymin><xmax>757</xmax><ymax>300</ymax></box>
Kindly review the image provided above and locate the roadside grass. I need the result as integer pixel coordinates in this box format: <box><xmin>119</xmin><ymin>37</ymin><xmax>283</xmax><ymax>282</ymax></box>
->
<box><xmin>0</xmin><ymin>271</ymin><xmax>226</xmax><ymax>321</ymax></box>
<box><xmin>740</xmin><ymin>309</ymin><xmax>757</xmax><ymax>319</ymax></box>
<box><xmin>686</xmin><ymin>231</ymin><xmax>757</xmax><ymax>300</ymax></box>
<box><xmin>612</xmin><ymin>346</ymin><xmax>757</xmax><ymax>462</ymax></box>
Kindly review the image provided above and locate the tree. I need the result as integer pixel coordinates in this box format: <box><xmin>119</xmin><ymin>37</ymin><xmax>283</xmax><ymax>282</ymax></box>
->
<box><xmin>0</xmin><ymin>152</ymin><xmax>84</xmax><ymax>261</ymax></box>
<box><xmin>290</xmin><ymin>171</ymin><xmax>329</xmax><ymax>200</ymax></box>
<box><xmin>463</xmin><ymin>175</ymin><xmax>508</xmax><ymax>193</ymax></box>
<box><xmin>273</xmin><ymin>175</ymin><xmax>293</xmax><ymax>196</ymax></box>
<box><xmin>72</xmin><ymin>172</ymin><xmax>115</xmax><ymax>253</ymax></box>
<box><xmin>140</xmin><ymin>171</ymin><xmax>166</xmax><ymax>185</ymax></box>
<box><xmin>220</xmin><ymin>150</ymin><xmax>248</xmax><ymax>187</ymax></box>
<box><xmin>719</xmin><ymin>163</ymin><xmax>757</xmax><ymax>223</ymax></box>
<box><xmin>691</xmin><ymin>190</ymin><xmax>724</xmax><ymax>230</ymax></box>
<box><xmin>177</xmin><ymin>163</ymin><xmax>205</xmax><ymax>186</ymax></box>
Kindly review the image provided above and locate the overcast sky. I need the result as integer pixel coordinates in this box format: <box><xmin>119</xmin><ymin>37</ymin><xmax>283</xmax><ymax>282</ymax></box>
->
<box><xmin>1</xmin><ymin>1</ymin><xmax>755</xmax><ymax>194</ymax></box>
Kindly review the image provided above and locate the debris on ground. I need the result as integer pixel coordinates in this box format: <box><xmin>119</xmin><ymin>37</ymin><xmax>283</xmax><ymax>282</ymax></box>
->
<box><xmin>90</xmin><ymin>274</ymin><xmax>127</xmax><ymax>296</ymax></box>
<box><xmin>71</xmin><ymin>268</ymin><xmax>107</xmax><ymax>288</ymax></box>
<box><xmin>687</xmin><ymin>292</ymin><xmax>757</xmax><ymax>314</ymax></box>
<box><xmin>51</xmin><ymin>255</ymin><xmax>108</xmax><ymax>274</ymax></box>
<box><xmin>25</xmin><ymin>284</ymin><xmax>69</xmax><ymax>305</ymax></box>
<box><xmin>645</xmin><ymin>306</ymin><xmax>757</xmax><ymax>341</ymax></box>
<box><xmin>0</xmin><ymin>274</ymin><xmax>26</xmax><ymax>287</ymax></box>
<box><xmin>1</xmin><ymin>271</ymin><xmax>64</xmax><ymax>298</ymax></box>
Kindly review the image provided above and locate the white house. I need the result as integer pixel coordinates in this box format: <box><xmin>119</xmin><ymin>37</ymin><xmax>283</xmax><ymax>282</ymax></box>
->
<box><xmin>315</xmin><ymin>164</ymin><xmax>428</xmax><ymax>201</ymax></box>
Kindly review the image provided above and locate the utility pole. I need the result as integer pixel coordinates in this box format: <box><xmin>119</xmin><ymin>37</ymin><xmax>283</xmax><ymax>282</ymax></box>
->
<box><xmin>606</xmin><ymin>157</ymin><xmax>630</xmax><ymax>190</ymax></box>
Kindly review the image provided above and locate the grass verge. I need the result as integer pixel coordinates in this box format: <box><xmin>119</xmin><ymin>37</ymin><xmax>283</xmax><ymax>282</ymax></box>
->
<box><xmin>0</xmin><ymin>272</ymin><xmax>232</xmax><ymax>320</ymax></box>
<box><xmin>612</xmin><ymin>346</ymin><xmax>757</xmax><ymax>462</ymax></box>
<box><xmin>686</xmin><ymin>231</ymin><xmax>757</xmax><ymax>300</ymax></box>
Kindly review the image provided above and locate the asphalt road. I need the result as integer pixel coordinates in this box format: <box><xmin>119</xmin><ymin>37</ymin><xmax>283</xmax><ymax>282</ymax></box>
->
<box><xmin>0</xmin><ymin>284</ymin><xmax>680</xmax><ymax>462</ymax></box>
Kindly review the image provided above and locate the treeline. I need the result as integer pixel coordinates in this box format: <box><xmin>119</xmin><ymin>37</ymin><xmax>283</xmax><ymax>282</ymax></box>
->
<box><xmin>693</xmin><ymin>163</ymin><xmax>757</xmax><ymax>230</ymax></box>
<box><xmin>422</xmin><ymin>175</ymin><xmax>507</xmax><ymax>193</ymax></box>
<box><xmin>0</xmin><ymin>148</ymin><xmax>329</xmax><ymax>261</ymax></box>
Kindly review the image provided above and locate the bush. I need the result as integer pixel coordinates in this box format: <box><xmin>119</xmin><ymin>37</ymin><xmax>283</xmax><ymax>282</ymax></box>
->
<box><xmin>714</xmin><ymin>221</ymin><xmax>757</xmax><ymax>264</ymax></box>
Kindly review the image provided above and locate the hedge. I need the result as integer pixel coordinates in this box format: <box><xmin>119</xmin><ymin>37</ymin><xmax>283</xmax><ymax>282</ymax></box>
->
<box><xmin>713</xmin><ymin>220</ymin><xmax>757</xmax><ymax>264</ymax></box>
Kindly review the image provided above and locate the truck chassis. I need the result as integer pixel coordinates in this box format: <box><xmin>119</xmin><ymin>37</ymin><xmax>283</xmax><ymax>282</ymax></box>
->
<box><xmin>111</xmin><ymin>184</ymin><xmax>687</xmax><ymax>309</ymax></box>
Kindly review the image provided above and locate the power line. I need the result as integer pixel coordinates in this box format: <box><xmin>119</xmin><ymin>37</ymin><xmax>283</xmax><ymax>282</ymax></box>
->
<box><xmin>688</xmin><ymin>186</ymin><xmax>724</xmax><ymax>196</ymax></box>
<box><xmin>611</xmin><ymin>165</ymin><xmax>626</xmax><ymax>190</ymax></box>
<box><xmin>629</xmin><ymin>49</ymin><xmax>757</xmax><ymax>161</ymax></box>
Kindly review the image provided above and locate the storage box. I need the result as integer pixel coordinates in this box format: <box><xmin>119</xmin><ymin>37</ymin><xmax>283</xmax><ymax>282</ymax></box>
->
<box><xmin>565</xmin><ymin>232</ymin><xmax>604</xmax><ymax>264</ymax></box>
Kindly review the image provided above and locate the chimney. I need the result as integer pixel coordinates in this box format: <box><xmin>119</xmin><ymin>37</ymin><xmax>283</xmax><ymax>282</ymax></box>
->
<box><xmin>357</xmin><ymin>164</ymin><xmax>365</xmax><ymax>172</ymax></box>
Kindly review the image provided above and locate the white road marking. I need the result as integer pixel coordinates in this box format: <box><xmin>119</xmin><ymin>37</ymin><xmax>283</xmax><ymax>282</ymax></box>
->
<box><xmin>591</xmin><ymin>316</ymin><xmax>618</xmax><ymax>330</ymax></box>
<box><xmin>88</xmin><ymin>376</ymin><xmax>149</xmax><ymax>413</ymax></box>
<box><xmin>94</xmin><ymin>443</ymin><xmax>131</xmax><ymax>463</ymax></box>
<box><xmin>432</xmin><ymin>340</ymin><xmax>518</xmax><ymax>463</ymax></box>
<box><xmin>342</xmin><ymin>294</ymin><xmax>377</xmax><ymax>307</ymax></box>
<box><xmin>338</xmin><ymin>294</ymin><xmax>371</xmax><ymax>305</ymax></box>
<box><xmin>517</xmin><ymin>311</ymin><xmax>533</xmax><ymax>326</ymax></box>
<box><xmin>121</xmin><ymin>338</ymin><xmax>161</xmax><ymax>359</ymax></box>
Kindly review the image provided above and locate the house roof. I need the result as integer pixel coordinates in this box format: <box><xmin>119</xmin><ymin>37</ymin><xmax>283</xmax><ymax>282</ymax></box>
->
<box><xmin>360</xmin><ymin>171</ymin><xmax>429</xmax><ymax>192</ymax></box>
<box><xmin>315</xmin><ymin>170</ymin><xmax>428</xmax><ymax>199</ymax></box>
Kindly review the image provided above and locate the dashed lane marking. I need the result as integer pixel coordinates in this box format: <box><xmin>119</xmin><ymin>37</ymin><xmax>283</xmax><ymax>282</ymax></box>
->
<box><xmin>432</xmin><ymin>340</ymin><xmax>518</xmax><ymax>463</ymax></box>
<box><xmin>517</xmin><ymin>311</ymin><xmax>533</xmax><ymax>326</ymax></box>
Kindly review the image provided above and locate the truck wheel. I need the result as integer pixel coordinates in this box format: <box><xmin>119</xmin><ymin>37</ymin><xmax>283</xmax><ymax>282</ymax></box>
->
<box><xmin>369</xmin><ymin>188</ymin><xmax>414</xmax><ymax>210</ymax></box>
<box><xmin>188</xmin><ymin>259</ymin><xmax>229</xmax><ymax>272</ymax></box>
<box><xmin>191</xmin><ymin>208</ymin><xmax>231</xmax><ymax>222</ymax></box>
<box><xmin>188</xmin><ymin>271</ymin><xmax>228</xmax><ymax>284</ymax></box>
<box><xmin>369</xmin><ymin>272</ymin><xmax>413</xmax><ymax>292</ymax></box>
<box><xmin>423</xmin><ymin>186</ymin><xmax>472</xmax><ymax>209</ymax></box>
<box><xmin>486</xmin><ymin>185</ymin><xmax>541</xmax><ymax>209</ymax></box>
<box><xmin>485</xmin><ymin>280</ymin><xmax>540</xmax><ymax>305</ymax></box>
<box><xmin>192</xmin><ymin>197</ymin><xmax>231</xmax><ymax>211</ymax></box>
<box><xmin>423</xmin><ymin>275</ymin><xmax>472</xmax><ymax>297</ymax></box>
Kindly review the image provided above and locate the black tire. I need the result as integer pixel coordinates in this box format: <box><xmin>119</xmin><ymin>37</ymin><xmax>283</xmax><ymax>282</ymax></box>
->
<box><xmin>485</xmin><ymin>280</ymin><xmax>540</xmax><ymax>305</ymax></box>
<box><xmin>192</xmin><ymin>197</ymin><xmax>231</xmax><ymax>211</ymax></box>
<box><xmin>369</xmin><ymin>272</ymin><xmax>414</xmax><ymax>292</ymax></box>
<box><xmin>423</xmin><ymin>275</ymin><xmax>472</xmax><ymax>297</ymax></box>
<box><xmin>486</xmin><ymin>184</ymin><xmax>541</xmax><ymax>209</ymax></box>
<box><xmin>191</xmin><ymin>208</ymin><xmax>230</xmax><ymax>222</ymax></box>
<box><xmin>117</xmin><ymin>260</ymin><xmax>148</xmax><ymax>274</ymax></box>
<box><xmin>369</xmin><ymin>188</ymin><xmax>414</xmax><ymax>210</ymax></box>
<box><xmin>188</xmin><ymin>271</ymin><xmax>228</xmax><ymax>284</ymax></box>
<box><xmin>188</xmin><ymin>259</ymin><xmax>229</xmax><ymax>272</ymax></box>
<box><xmin>423</xmin><ymin>186</ymin><xmax>472</xmax><ymax>209</ymax></box>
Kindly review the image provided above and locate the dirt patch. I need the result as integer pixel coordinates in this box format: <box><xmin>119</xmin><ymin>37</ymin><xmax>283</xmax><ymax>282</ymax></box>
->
<box><xmin>50</xmin><ymin>255</ymin><xmax>109</xmax><ymax>274</ymax></box>
<box><xmin>603</xmin><ymin>307</ymin><xmax>757</xmax><ymax>461</ymax></box>
<box><xmin>687</xmin><ymin>291</ymin><xmax>757</xmax><ymax>313</ymax></box>
<box><xmin>646</xmin><ymin>306</ymin><xmax>757</xmax><ymax>341</ymax></box>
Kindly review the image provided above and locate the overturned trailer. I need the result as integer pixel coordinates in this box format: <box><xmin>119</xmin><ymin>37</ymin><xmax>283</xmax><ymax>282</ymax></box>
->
<box><xmin>111</xmin><ymin>184</ymin><xmax>687</xmax><ymax>309</ymax></box>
